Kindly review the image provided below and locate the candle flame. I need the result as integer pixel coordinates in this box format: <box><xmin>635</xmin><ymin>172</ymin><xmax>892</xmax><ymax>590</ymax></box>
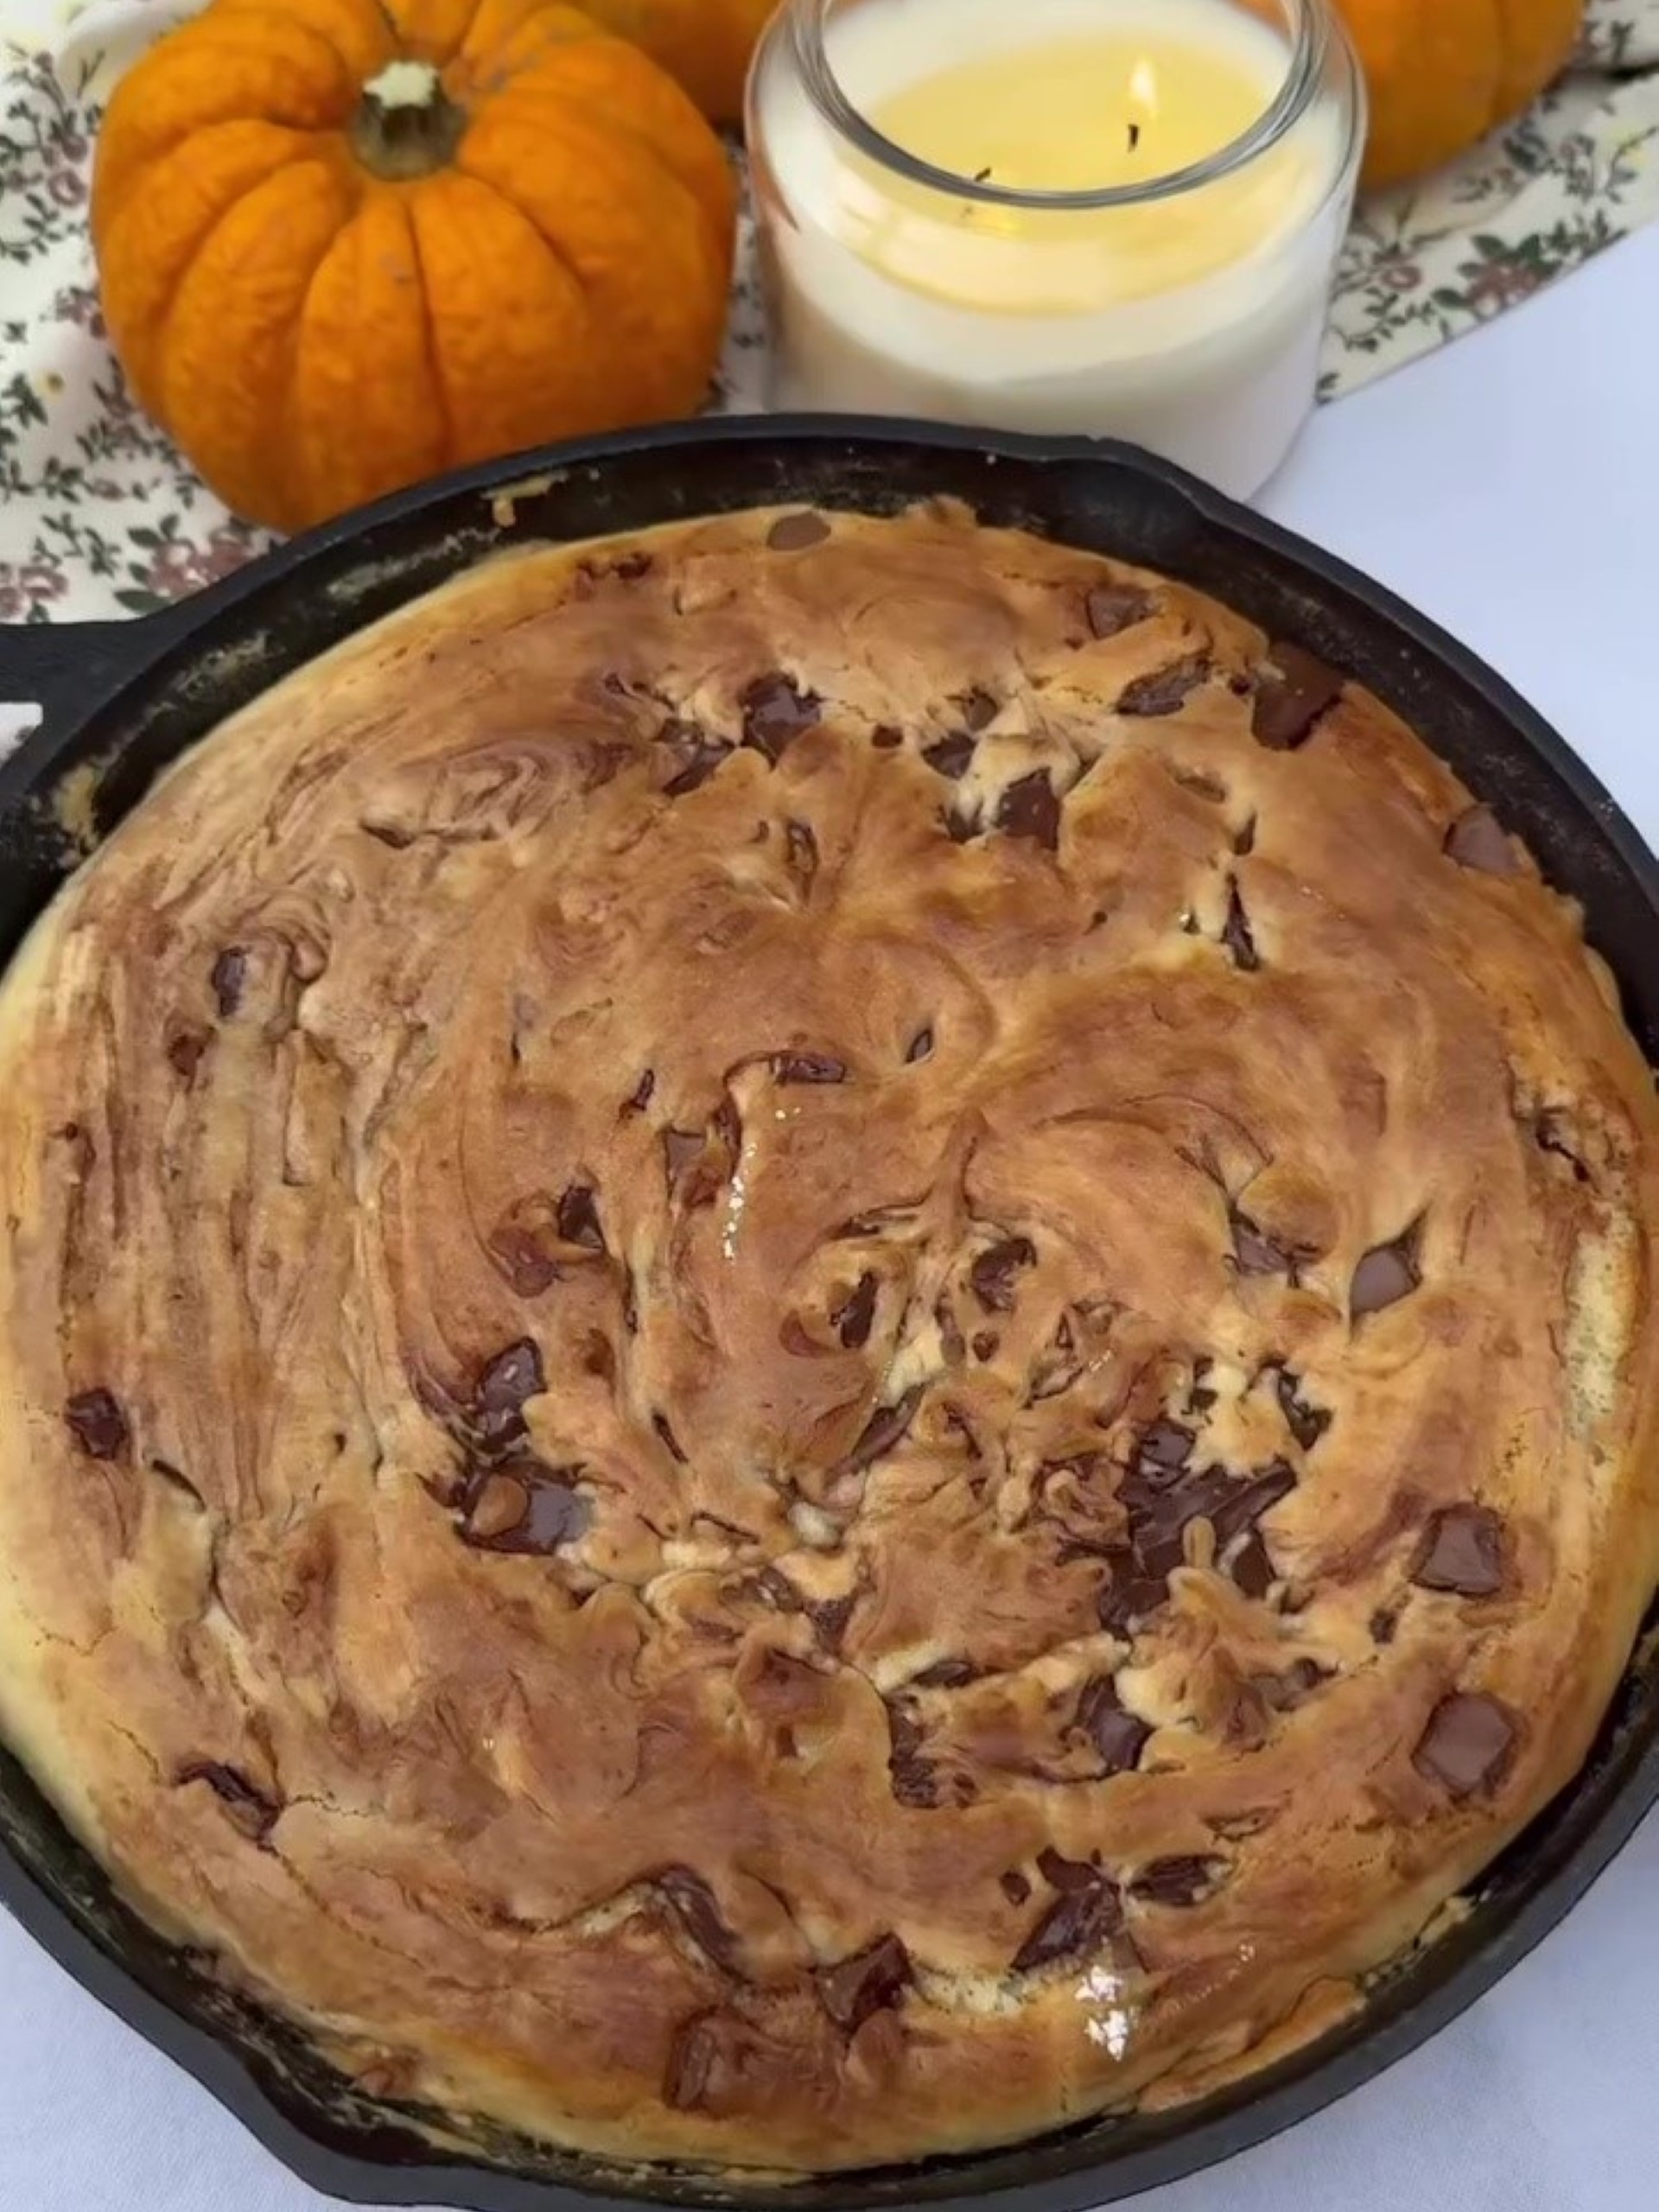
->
<box><xmin>1128</xmin><ymin>57</ymin><xmax>1159</xmax><ymax>118</ymax></box>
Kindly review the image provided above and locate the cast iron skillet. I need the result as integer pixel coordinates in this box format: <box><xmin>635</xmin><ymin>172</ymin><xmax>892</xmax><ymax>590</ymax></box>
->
<box><xmin>0</xmin><ymin>418</ymin><xmax>1656</xmax><ymax>2212</ymax></box>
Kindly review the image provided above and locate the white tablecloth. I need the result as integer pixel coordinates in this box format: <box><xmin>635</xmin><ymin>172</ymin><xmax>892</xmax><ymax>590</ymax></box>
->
<box><xmin>2</xmin><ymin>219</ymin><xmax>1657</xmax><ymax>2212</ymax></box>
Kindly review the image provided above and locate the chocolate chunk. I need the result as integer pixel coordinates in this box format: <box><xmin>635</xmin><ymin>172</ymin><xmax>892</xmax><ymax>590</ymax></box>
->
<box><xmin>474</xmin><ymin>1338</ymin><xmax>545</xmax><ymax>1448</ymax></box>
<box><xmin>167</xmin><ymin>1027</ymin><xmax>210</xmax><ymax>1082</ymax></box>
<box><xmin>176</xmin><ymin>1760</ymin><xmax>280</xmax><ymax>1843</ymax></box>
<box><xmin>971</xmin><ymin>1331</ymin><xmax>998</xmax><ymax>1363</ymax></box>
<box><xmin>658</xmin><ymin>719</ymin><xmax>732</xmax><ymax>798</ymax></box>
<box><xmin>1233</xmin><ymin>814</ymin><xmax>1257</xmax><ymax>857</ymax></box>
<box><xmin>774</xmin><ymin>1052</ymin><xmax>848</xmax><ymax>1085</ymax></box>
<box><xmin>1251</xmin><ymin>644</ymin><xmax>1343</xmax><ymax>750</ymax></box>
<box><xmin>1130</xmin><ymin>1856</ymin><xmax>1221</xmax><ymax>1907</ymax></box>
<box><xmin>664</xmin><ymin>2014</ymin><xmax>721</xmax><ymax>2110</ymax></box>
<box><xmin>886</xmin><ymin>1699</ymin><xmax>939</xmax><ymax>1807</ymax></box>
<box><xmin>664</xmin><ymin>1127</ymin><xmax>706</xmax><ymax>1194</ymax></box>
<box><xmin>1086</xmin><ymin>582</ymin><xmax>1153</xmax><ymax>639</ymax></box>
<box><xmin>64</xmin><ymin>1388</ymin><xmax>129</xmax><ymax>1460</ymax></box>
<box><xmin>652</xmin><ymin>1412</ymin><xmax>689</xmax><ymax>1465</ymax></box>
<box><xmin>463</xmin><ymin>1462</ymin><xmax>588</xmax><ymax>1553</ymax></box>
<box><xmin>1119</xmin><ymin>655</ymin><xmax>1209</xmax><ymax>718</ymax></box>
<box><xmin>1414</xmin><ymin>1692</ymin><xmax>1517</xmax><ymax>1798</ymax></box>
<box><xmin>1074</xmin><ymin>1675</ymin><xmax>1150</xmax><ymax>1774</ymax></box>
<box><xmin>1274</xmin><ymin>1366</ymin><xmax>1331</xmax><ymax>1452</ymax></box>
<box><xmin>923</xmin><ymin>731</ymin><xmax>976</xmax><ymax>781</ymax></box>
<box><xmin>1000</xmin><ymin>1869</ymin><xmax>1032</xmax><ymax>1905</ymax></box>
<box><xmin>741</xmin><ymin>673</ymin><xmax>821</xmax><ymax>765</ymax></box>
<box><xmin>943</xmin><ymin>804</ymin><xmax>981</xmax><ymax>844</ymax></box>
<box><xmin>658</xmin><ymin>1867</ymin><xmax>742</xmax><ymax>1972</ymax></box>
<box><xmin>487</xmin><ymin>1219</ymin><xmax>560</xmax><ymax>1299</ymax></box>
<box><xmin>913</xmin><ymin>1656</ymin><xmax>976</xmax><ymax>1688</ymax></box>
<box><xmin>816</xmin><ymin>1933</ymin><xmax>911</xmax><ymax>2031</ymax></box>
<box><xmin>906</xmin><ymin>1026</ymin><xmax>934</xmax><ymax>1065</ymax></box>
<box><xmin>995</xmin><ymin>771</ymin><xmax>1062</xmax><ymax>851</ymax></box>
<box><xmin>624</xmin><ymin>1069</ymin><xmax>656</xmax><ymax>1114</ymax></box>
<box><xmin>1221</xmin><ymin>877</ymin><xmax>1259</xmax><ymax>971</ymax></box>
<box><xmin>841</xmin><ymin>1385</ymin><xmax>925</xmax><ymax>1472</ymax></box>
<box><xmin>785</xmin><ymin>818</ymin><xmax>819</xmax><ymax>887</ymax></box>
<box><xmin>1097</xmin><ymin>1550</ymin><xmax>1173</xmax><ymax>1636</ymax></box>
<box><xmin>1230</xmin><ymin>1531</ymin><xmax>1275</xmax><ymax>1599</ymax></box>
<box><xmin>1137</xmin><ymin>1419</ymin><xmax>1194</xmax><ymax>1474</ymax></box>
<box><xmin>1036</xmin><ymin>1846</ymin><xmax>1101</xmax><ymax>1892</ymax></box>
<box><xmin>969</xmin><ymin>1236</ymin><xmax>1036</xmax><ymax>1313</ymax></box>
<box><xmin>766</xmin><ymin>511</ymin><xmax>830</xmax><ymax>551</ymax></box>
<box><xmin>1445</xmin><ymin>804</ymin><xmax>1519</xmax><ymax>875</ymax></box>
<box><xmin>1231</xmin><ymin>1210</ymin><xmax>1295</xmax><ymax>1278</ymax></box>
<box><xmin>556</xmin><ymin>1184</ymin><xmax>605</xmax><ymax>1252</ymax></box>
<box><xmin>1351</xmin><ymin>1229</ymin><xmax>1421</xmax><ymax>1319</ymax></box>
<box><xmin>871</xmin><ymin>724</ymin><xmax>904</xmax><ymax>750</ymax></box>
<box><xmin>1370</xmin><ymin>1609</ymin><xmax>1398</xmax><ymax>1645</ymax></box>
<box><xmin>210</xmin><ymin>947</ymin><xmax>247</xmax><ymax>1017</ymax></box>
<box><xmin>806</xmin><ymin>1591</ymin><xmax>857</xmax><ymax>1650</ymax></box>
<box><xmin>1014</xmin><ymin>1866</ymin><xmax>1122</xmax><ymax>1972</ymax></box>
<box><xmin>1210</xmin><ymin>1459</ymin><xmax>1296</xmax><ymax>1547</ymax></box>
<box><xmin>1534</xmin><ymin>1110</ymin><xmax>1591</xmax><ymax>1183</ymax></box>
<box><xmin>959</xmin><ymin>688</ymin><xmax>999</xmax><ymax>732</ymax></box>
<box><xmin>1413</xmin><ymin>1504</ymin><xmax>1504</xmax><ymax>1598</ymax></box>
<box><xmin>832</xmin><ymin>1271</ymin><xmax>879</xmax><ymax>1351</ymax></box>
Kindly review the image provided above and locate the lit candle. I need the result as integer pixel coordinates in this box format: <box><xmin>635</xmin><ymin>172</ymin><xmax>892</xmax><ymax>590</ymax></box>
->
<box><xmin>748</xmin><ymin>0</ymin><xmax>1364</xmax><ymax>497</ymax></box>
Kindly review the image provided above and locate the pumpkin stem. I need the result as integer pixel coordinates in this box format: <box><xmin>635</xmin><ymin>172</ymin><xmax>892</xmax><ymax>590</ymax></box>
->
<box><xmin>350</xmin><ymin>60</ymin><xmax>466</xmax><ymax>181</ymax></box>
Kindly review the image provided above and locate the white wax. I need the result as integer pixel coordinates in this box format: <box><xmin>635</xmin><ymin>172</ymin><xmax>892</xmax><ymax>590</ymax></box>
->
<box><xmin>750</xmin><ymin>0</ymin><xmax>1361</xmax><ymax>496</ymax></box>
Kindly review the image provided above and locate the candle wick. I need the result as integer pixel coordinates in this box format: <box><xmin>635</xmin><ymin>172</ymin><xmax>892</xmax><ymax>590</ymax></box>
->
<box><xmin>972</xmin><ymin>165</ymin><xmax>993</xmax><ymax>183</ymax></box>
<box><xmin>1128</xmin><ymin>122</ymin><xmax>1141</xmax><ymax>152</ymax></box>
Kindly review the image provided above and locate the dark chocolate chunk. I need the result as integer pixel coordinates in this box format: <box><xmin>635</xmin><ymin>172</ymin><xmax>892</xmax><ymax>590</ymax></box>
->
<box><xmin>886</xmin><ymin>1698</ymin><xmax>939</xmax><ymax>1807</ymax></box>
<box><xmin>816</xmin><ymin>1933</ymin><xmax>911</xmax><ymax>2031</ymax></box>
<box><xmin>65</xmin><ymin>1388</ymin><xmax>129</xmax><ymax>1460</ymax></box>
<box><xmin>1445</xmin><ymin>804</ymin><xmax>1519</xmax><ymax>876</ymax></box>
<box><xmin>463</xmin><ymin>1463</ymin><xmax>588</xmax><ymax>1553</ymax></box>
<box><xmin>556</xmin><ymin>1184</ymin><xmax>605</xmax><ymax>1252</ymax></box>
<box><xmin>774</xmin><ymin>1052</ymin><xmax>848</xmax><ymax>1085</ymax></box>
<box><xmin>1534</xmin><ymin>1110</ymin><xmax>1591</xmax><ymax>1183</ymax></box>
<box><xmin>664</xmin><ymin>2014</ymin><xmax>721</xmax><ymax>2110</ymax></box>
<box><xmin>969</xmin><ymin>1236</ymin><xmax>1036</xmax><ymax>1313</ymax></box>
<box><xmin>210</xmin><ymin>947</ymin><xmax>248</xmax><ymax>1018</ymax></box>
<box><xmin>943</xmin><ymin>804</ymin><xmax>981</xmax><ymax>844</ymax></box>
<box><xmin>1137</xmin><ymin>1420</ymin><xmax>1194</xmax><ymax>1474</ymax></box>
<box><xmin>167</xmin><ymin>1027</ymin><xmax>210</xmax><ymax>1082</ymax></box>
<box><xmin>959</xmin><ymin>687</ymin><xmax>999</xmax><ymax>732</ymax></box>
<box><xmin>1097</xmin><ymin>1549</ymin><xmax>1172</xmax><ymax>1636</ymax></box>
<box><xmin>1251</xmin><ymin>644</ymin><xmax>1343</xmax><ymax>750</ymax></box>
<box><xmin>841</xmin><ymin>1385</ymin><xmax>925</xmax><ymax>1472</ymax></box>
<box><xmin>1414</xmin><ymin>1692</ymin><xmax>1517</xmax><ymax>1798</ymax></box>
<box><xmin>1210</xmin><ymin>1459</ymin><xmax>1296</xmax><ymax>1547</ymax></box>
<box><xmin>176</xmin><ymin>1760</ymin><xmax>281</xmax><ymax>1843</ymax></box>
<box><xmin>1274</xmin><ymin>1366</ymin><xmax>1331</xmax><ymax>1452</ymax></box>
<box><xmin>923</xmin><ymin>731</ymin><xmax>976</xmax><ymax>781</ymax></box>
<box><xmin>1074</xmin><ymin>1675</ymin><xmax>1151</xmax><ymax>1774</ymax></box>
<box><xmin>1086</xmin><ymin>582</ymin><xmax>1154</xmax><ymax>639</ymax></box>
<box><xmin>1001</xmin><ymin>1868</ymin><xmax>1032</xmax><ymax>1905</ymax></box>
<box><xmin>474</xmin><ymin>1338</ymin><xmax>545</xmax><ymax>1447</ymax></box>
<box><xmin>913</xmin><ymin>1656</ymin><xmax>977</xmax><ymax>1688</ymax></box>
<box><xmin>1130</xmin><ymin>1856</ymin><xmax>1221</xmax><ymax>1907</ymax></box>
<box><xmin>1370</xmin><ymin>1609</ymin><xmax>1398</xmax><ymax>1645</ymax></box>
<box><xmin>487</xmin><ymin>1220</ymin><xmax>560</xmax><ymax>1299</ymax></box>
<box><xmin>1256</xmin><ymin>1657</ymin><xmax>1329</xmax><ymax>1711</ymax></box>
<box><xmin>741</xmin><ymin>673</ymin><xmax>821</xmax><ymax>765</ymax></box>
<box><xmin>1230</xmin><ymin>1531</ymin><xmax>1275</xmax><ymax>1599</ymax></box>
<box><xmin>658</xmin><ymin>1867</ymin><xmax>742</xmax><ymax>1972</ymax></box>
<box><xmin>1351</xmin><ymin>1229</ymin><xmax>1421</xmax><ymax>1319</ymax></box>
<box><xmin>785</xmin><ymin>818</ymin><xmax>819</xmax><ymax>887</ymax></box>
<box><xmin>1221</xmin><ymin>877</ymin><xmax>1259</xmax><ymax>971</ymax></box>
<box><xmin>1036</xmin><ymin>1847</ymin><xmax>1100</xmax><ymax>1892</ymax></box>
<box><xmin>906</xmin><ymin>1026</ymin><xmax>934</xmax><ymax>1065</ymax></box>
<box><xmin>995</xmin><ymin>771</ymin><xmax>1062</xmax><ymax>851</ymax></box>
<box><xmin>832</xmin><ymin>1272</ymin><xmax>879</xmax><ymax>1351</ymax></box>
<box><xmin>872</xmin><ymin>724</ymin><xmax>904</xmax><ymax>750</ymax></box>
<box><xmin>806</xmin><ymin>1591</ymin><xmax>857</xmax><ymax>1650</ymax></box>
<box><xmin>658</xmin><ymin>719</ymin><xmax>732</xmax><ymax>798</ymax></box>
<box><xmin>1118</xmin><ymin>655</ymin><xmax>1209</xmax><ymax>718</ymax></box>
<box><xmin>1231</xmin><ymin>1210</ymin><xmax>1295</xmax><ymax>1278</ymax></box>
<box><xmin>1014</xmin><ymin>1866</ymin><xmax>1122</xmax><ymax>1972</ymax></box>
<box><xmin>1413</xmin><ymin>1504</ymin><xmax>1504</xmax><ymax>1598</ymax></box>
<box><xmin>766</xmin><ymin>511</ymin><xmax>830</xmax><ymax>551</ymax></box>
<box><xmin>624</xmin><ymin>1069</ymin><xmax>656</xmax><ymax>1114</ymax></box>
<box><xmin>971</xmin><ymin>1331</ymin><xmax>998</xmax><ymax>1363</ymax></box>
<box><xmin>1233</xmin><ymin>814</ymin><xmax>1257</xmax><ymax>857</ymax></box>
<box><xmin>652</xmin><ymin>1412</ymin><xmax>689</xmax><ymax>1465</ymax></box>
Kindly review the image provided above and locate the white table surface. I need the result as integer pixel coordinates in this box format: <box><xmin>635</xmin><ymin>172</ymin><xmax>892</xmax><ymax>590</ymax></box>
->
<box><xmin>3</xmin><ymin>226</ymin><xmax>1658</xmax><ymax>2212</ymax></box>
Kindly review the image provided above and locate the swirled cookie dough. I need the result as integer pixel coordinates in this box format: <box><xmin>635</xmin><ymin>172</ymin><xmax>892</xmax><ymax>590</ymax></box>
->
<box><xmin>1</xmin><ymin>504</ymin><xmax>1656</xmax><ymax>2172</ymax></box>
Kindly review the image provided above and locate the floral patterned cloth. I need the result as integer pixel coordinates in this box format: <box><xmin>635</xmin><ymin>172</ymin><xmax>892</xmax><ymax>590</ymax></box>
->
<box><xmin>2</xmin><ymin>0</ymin><xmax>1657</xmax><ymax>625</ymax></box>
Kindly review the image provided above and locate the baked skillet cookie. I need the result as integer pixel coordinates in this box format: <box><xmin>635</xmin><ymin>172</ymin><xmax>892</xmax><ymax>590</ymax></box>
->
<box><xmin>0</xmin><ymin>504</ymin><xmax>1656</xmax><ymax>2174</ymax></box>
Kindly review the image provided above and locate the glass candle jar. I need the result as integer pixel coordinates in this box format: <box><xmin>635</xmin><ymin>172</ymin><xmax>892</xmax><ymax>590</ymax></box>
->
<box><xmin>747</xmin><ymin>0</ymin><xmax>1365</xmax><ymax>497</ymax></box>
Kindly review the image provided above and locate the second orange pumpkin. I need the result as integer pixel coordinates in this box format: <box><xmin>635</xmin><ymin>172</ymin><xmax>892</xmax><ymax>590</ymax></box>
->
<box><xmin>92</xmin><ymin>0</ymin><xmax>737</xmax><ymax>532</ymax></box>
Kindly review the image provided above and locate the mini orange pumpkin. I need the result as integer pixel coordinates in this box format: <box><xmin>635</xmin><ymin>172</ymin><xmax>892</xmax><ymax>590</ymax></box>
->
<box><xmin>92</xmin><ymin>0</ymin><xmax>737</xmax><ymax>531</ymax></box>
<box><xmin>579</xmin><ymin>0</ymin><xmax>781</xmax><ymax>122</ymax></box>
<box><xmin>1340</xmin><ymin>0</ymin><xmax>1585</xmax><ymax>189</ymax></box>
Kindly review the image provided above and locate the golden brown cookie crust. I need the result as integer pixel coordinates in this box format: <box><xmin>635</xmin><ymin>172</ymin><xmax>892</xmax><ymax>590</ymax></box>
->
<box><xmin>0</xmin><ymin>505</ymin><xmax>1656</xmax><ymax>2172</ymax></box>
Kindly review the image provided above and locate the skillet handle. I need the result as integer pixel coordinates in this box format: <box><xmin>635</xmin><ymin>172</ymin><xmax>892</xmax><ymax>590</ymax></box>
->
<box><xmin>0</xmin><ymin>620</ymin><xmax>158</xmax><ymax>760</ymax></box>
